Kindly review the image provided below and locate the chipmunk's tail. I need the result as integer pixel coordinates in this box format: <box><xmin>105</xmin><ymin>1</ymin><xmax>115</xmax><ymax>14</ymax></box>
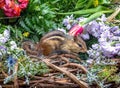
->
<box><xmin>22</xmin><ymin>41</ymin><xmax>39</xmax><ymax>56</ymax></box>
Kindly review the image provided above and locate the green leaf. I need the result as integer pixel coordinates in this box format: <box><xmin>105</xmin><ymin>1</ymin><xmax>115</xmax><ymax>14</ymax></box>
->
<box><xmin>19</xmin><ymin>20</ymin><xmax>30</xmax><ymax>31</ymax></box>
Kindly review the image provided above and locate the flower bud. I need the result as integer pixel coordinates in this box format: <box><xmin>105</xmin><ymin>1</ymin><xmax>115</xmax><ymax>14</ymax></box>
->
<box><xmin>69</xmin><ymin>24</ymin><xmax>84</xmax><ymax>36</ymax></box>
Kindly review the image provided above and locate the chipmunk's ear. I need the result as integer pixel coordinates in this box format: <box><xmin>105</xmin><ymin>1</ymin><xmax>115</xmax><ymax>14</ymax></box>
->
<box><xmin>73</xmin><ymin>35</ymin><xmax>78</xmax><ymax>41</ymax></box>
<box><xmin>73</xmin><ymin>35</ymin><xmax>80</xmax><ymax>42</ymax></box>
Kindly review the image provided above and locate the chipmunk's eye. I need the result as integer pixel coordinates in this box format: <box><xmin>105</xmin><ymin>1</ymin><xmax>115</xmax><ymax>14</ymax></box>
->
<box><xmin>78</xmin><ymin>44</ymin><xmax>82</xmax><ymax>47</ymax></box>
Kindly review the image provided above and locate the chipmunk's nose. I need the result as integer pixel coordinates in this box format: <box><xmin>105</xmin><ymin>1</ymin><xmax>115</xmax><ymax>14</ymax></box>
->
<box><xmin>81</xmin><ymin>48</ymin><xmax>87</xmax><ymax>53</ymax></box>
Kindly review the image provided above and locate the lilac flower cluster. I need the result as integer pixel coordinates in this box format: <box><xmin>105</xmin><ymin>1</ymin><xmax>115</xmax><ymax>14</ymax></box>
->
<box><xmin>0</xmin><ymin>29</ymin><xmax>25</xmax><ymax>76</ymax></box>
<box><xmin>0</xmin><ymin>30</ymin><xmax>10</xmax><ymax>44</ymax></box>
<box><xmin>0</xmin><ymin>29</ymin><xmax>22</xmax><ymax>58</ymax></box>
<box><xmin>63</xmin><ymin>14</ymin><xmax>76</xmax><ymax>30</ymax></box>
<box><xmin>86</xmin><ymin>16</ymin><xmax>120</xmax><ymax>57</ymax></box>
<box><xmin>0</xmin><ymin>29</ymin><xmax>21</xmax><ymax>57</ymax></box>
<box><xmin>87</xmin><ymin>44</ymin><xmax>106</xmax><ymax>60</ymax></box>
<box><xmin>0</xmin><ymin>30</ymin><xmax>10</xmax><ymax>56</ymax></box>
<box><xmin>63</xmin><ymin>14</ymin><xmax>120</xmax><ymax>58</ymax></box>
<box><xmin>98</xmin><ymin>28</ymin><xmax>120</xmax><ymax>57</ymax></box>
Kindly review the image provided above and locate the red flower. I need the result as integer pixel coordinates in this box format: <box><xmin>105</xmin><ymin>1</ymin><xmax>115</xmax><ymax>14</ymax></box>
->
<box><xmin>69</xmin><ymin>24</ymin><xmax>84</xmax><ymax>36</ymax></box>
<box><xmin>18</xmin><ymin>0</ymin><xmax>29</xmax><ymax>3</ymax></box>
<box><xmin>3</xmin><ymin>0</ymin><xmax>21</xmax><ymax>17</ymax></box>
<box><xmin>3</xmin><ymin>0</ymin><xmax>15</xmax><ymax>12</ymax></box>
<box><xmin>5</xmin><ymin>0</ymin><xmax>15</xmax><ymax>8</ymax></box>
<box><xmin>4</xmin><ymin>5</ymin><xmax>21</xmax><ymax>17</ymax></box>
<box><xmin>0</xmin><ymin>0</ymin><xmax>5</xmax><ymax>8</ymax></box>
<box><xmin>4</xmin><ymin>10</ymin><xmax>14</xmax><ymax>17</ymax></box>
<box><xmin>19</xmin><ymin>1</ymin><xmax>28</xmax><ymax>9</ymax></box>
<box><xmin>18</xmin><ymin>0</ymin><xmax>29</xmax><ymax>9</ymax></box>
<box><xmin>0</xmin><ymin>0</ymin><xmax>28</xmax><ymax>17</ymax></box>
<box><xmin>13</xmin><ymin>4</ymin><xmax>21</xmax><ymax>16</ymax></box>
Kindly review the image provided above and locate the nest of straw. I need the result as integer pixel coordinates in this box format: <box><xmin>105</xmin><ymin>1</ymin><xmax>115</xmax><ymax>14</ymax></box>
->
<box><xmin>0</xmin><ymin>54</ymin><xmax>90</xmax><ymax>88</ymax></box>
<box><xmin>1</xmin><ymin>53</ymin><xmax>120</xmax><ymax>88</ymax></box>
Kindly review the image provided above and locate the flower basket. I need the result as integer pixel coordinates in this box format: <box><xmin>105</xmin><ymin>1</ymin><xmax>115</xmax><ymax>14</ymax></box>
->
<box><xmin>1</xmin><ymin>53</ymin><xmax>120</xmax><ymax>88</ymax></box>
<box><xmin>0</xmin><ymin>54</ymin><xmax>90</xmax><ymax>88</ymax></box>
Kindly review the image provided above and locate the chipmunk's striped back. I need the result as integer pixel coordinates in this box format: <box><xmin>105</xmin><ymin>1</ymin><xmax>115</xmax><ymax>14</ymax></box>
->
<box><xmin>22</xmin><ymin>30</ymin><xmax>87</xmax><ymax>56</ymax></box>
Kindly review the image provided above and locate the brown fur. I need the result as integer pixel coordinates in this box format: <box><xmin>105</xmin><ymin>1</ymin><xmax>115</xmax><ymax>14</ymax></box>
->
<box><xmin>22</xmin><ymin>30</ymin><xmax>87</xmax><ymax>56</ymax></box>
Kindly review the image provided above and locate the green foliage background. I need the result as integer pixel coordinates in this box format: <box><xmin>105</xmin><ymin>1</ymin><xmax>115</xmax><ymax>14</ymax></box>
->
<box><xmin>0</xmin><ymin>0</ymin><xmax>119</xmax><ymax>42</ymax></box>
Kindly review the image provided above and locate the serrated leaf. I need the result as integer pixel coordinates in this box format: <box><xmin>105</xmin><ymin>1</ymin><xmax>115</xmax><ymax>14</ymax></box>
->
<box><xmin>25</xmin><ymin>17</ymin><xmax>33</xmax><ymax>29</ymax></box>
<box><xmin>19</xmin><ymin>20</ymin><xmax>31</xmax><ymax>32</ymax></box>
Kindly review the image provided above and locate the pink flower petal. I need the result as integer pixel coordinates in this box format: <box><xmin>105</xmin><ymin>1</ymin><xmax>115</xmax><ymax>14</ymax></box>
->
<box><xmin>19</xmin><ymin>1</ymin><xmax>28</xmax><ymax>9</ymax></box>
<box><xmin>4</xmin><ymin>11</ymin><xmax>14</xmax><ymax>17</ymax></box>
<box><xmin>69</xmin><ymin>24</ymin><xmax>84</xmax><ymax>36</ymax></box>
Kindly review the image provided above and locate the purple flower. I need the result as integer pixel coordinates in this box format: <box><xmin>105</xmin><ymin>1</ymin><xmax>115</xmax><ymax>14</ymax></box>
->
<box><xmin>115</xmin><ymin>43</ymin><xmax>120</xmax><ymax>46</ymax></box>
<box><xmin>98</xmin><ymin>38</ymin><xmax>107</xmax><ymax>44</ymax></box>
<box><xmin>92</xmin><ymin>44</ymin><xmax>99</xmax><ymax>50</ymax></box>
<box><xmin>76</xmin><ymin>17</ymin><xmax>86</xmax><ymax>23</ymax></box>
<box><xmin>84</xmin><ymin>21</ymin><xmax>100</xmax><ymax>38</ymax></box>
<box><xmin>99</xmin><ymin>22</ymin><xmax>110</xmax><ymax>34</ymax></box>
<box><xmin>110</xmin><ymin>26</ymin><xmax>119</xmax><ymax>33</ymax></box>
<box><xmin>97</xmin><ymin>14</ymin><xmax>106</xmax><ymax>22</ymax></box>
<box><xmin>62</xmin><ymin>14</ymin><xmax>120</xmax><ymax>58</ymax></box>
<box><xmin>113</xmin><ymin>29</ymin><xmax>120</xmax><ymax>36</ymax></box>
<box><xmin>0</xmin><ymin>46</ymin><xmax>6</xmax><ymax>50</ymax></box>
<box><xmin>101</xmin><ymin>42</ymin><xmax>119</xmax><ymax>57</ymax></box>
<box><xmin>80</xmin><ymin>33</ymin><xmax>90</xmax><ymax>40</ymax></box>
<box><xmin>0</xmin><ymin>29</ymin><xmax>10</xmax><ymax>44</ymax></box>
<box><xmin>63</xmin><ymin>15</ymin><xmax>76</xmax><ymax>30</ymax></box>
<box><xmin>0</xmin><ymin>46</ymin><xmax>7</xmax><ymax>56</ymax></box>
<box><xmin>0</xmin><ymin>34</ymin><xmax>8</xmax><ymax>44</ymax></box>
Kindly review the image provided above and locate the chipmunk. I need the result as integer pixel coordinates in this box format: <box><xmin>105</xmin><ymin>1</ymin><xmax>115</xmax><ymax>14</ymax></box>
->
<box><xmin>22</xmin><ymin>30</ymin><xmax>87</xmax><ymax>56</ymax></box>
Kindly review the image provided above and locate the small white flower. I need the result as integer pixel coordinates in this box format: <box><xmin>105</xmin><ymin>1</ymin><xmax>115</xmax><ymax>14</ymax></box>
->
<box><xmin>0</xmin><ymin>36</ymin><xmax>8</xmax><ymax>44</ymax></box>
<box><xmin>86</xmin><ymin>59</ymin><xmax>93</xmax><ymax>64</ymax></box>
<box><xmin>10</xmin><ymin>41</ymin><xmax>16</xmax><ymax>46</ymax></box>
<box><xmin>3</xmin><ymin>30</ymin><xmax>10</xmax><ymax>38</ymax></box>
<box><xmin>10</xmin><ymin>41</ymin><xmax>17</xmax><ymax>50</ymax></box>
<box><xmin>10</xmin><ymin>45</ymin><xmax>17</xmax><ymax>51</ymax></box>
<box><xmin>0</xmin><ymin>34</ymin><xmax>2</xmax><ymax>37</ymax></box>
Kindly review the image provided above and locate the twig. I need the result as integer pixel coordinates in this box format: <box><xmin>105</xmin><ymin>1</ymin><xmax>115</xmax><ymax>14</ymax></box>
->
<box><xmin>62</xmin><ymin>63</ymin><xmax>87</xmax><ymax>74</ymax></box>
<box><xmin>13</xmin><ymin>62</ymin><xmax>19</xmax><ymax>88</ymax></box>
<box><xmin>48</xmin><ymin>54</ymin><xmax>81</xmax><ymax>62</ymax></box>
<box><xmin>60</xmin><ymin>56</ymin><xmax>69</xmax><ymax>63</ymax></box>
<box><xmin>1</xmin><ymin>70</ymin><xmax>8</xmax><ymax>77</ymax></box>
<box><xmin>1</xmin><ymin>84</ymin><xmax>14</xmax><ymax>88</ymax></box>
<box><xmin>0</xmin><ymin>16</ymin><xmax>20</xmax><ymax>20</ymax></box>
<box><xmin>60</xmin><ymin>54</ymin><xmax>81</xmax><ymax>62</ymax></box>
<box><xmin>0</xmin><ymin>79</ymin><xmax>4</xmax><ymax>82</ymax></box>
<box><xmin>107</xmin><ymin>7</ymin><xmax>120</xmax><ymax>22</ymax></box>
<box><xmin>43</xmin><ymin>59</ymin><xmax>89</xmax><ymax>88</ymax></box>
<box><xmin>30</xmin><ymin>83</ymin><xmax>79</xmax><ymax>88</ymax></box>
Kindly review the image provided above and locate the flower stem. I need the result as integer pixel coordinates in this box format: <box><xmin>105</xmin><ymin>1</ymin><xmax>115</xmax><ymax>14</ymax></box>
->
<box><xmin>57</xmin><ymin>6</ymin><xmax>107</xmax><ymax>15</ymax></box>
<box><xmin>80</xmin><ymin>10</ymin><xmax>114</xmax><ymax>25</ymax></box>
